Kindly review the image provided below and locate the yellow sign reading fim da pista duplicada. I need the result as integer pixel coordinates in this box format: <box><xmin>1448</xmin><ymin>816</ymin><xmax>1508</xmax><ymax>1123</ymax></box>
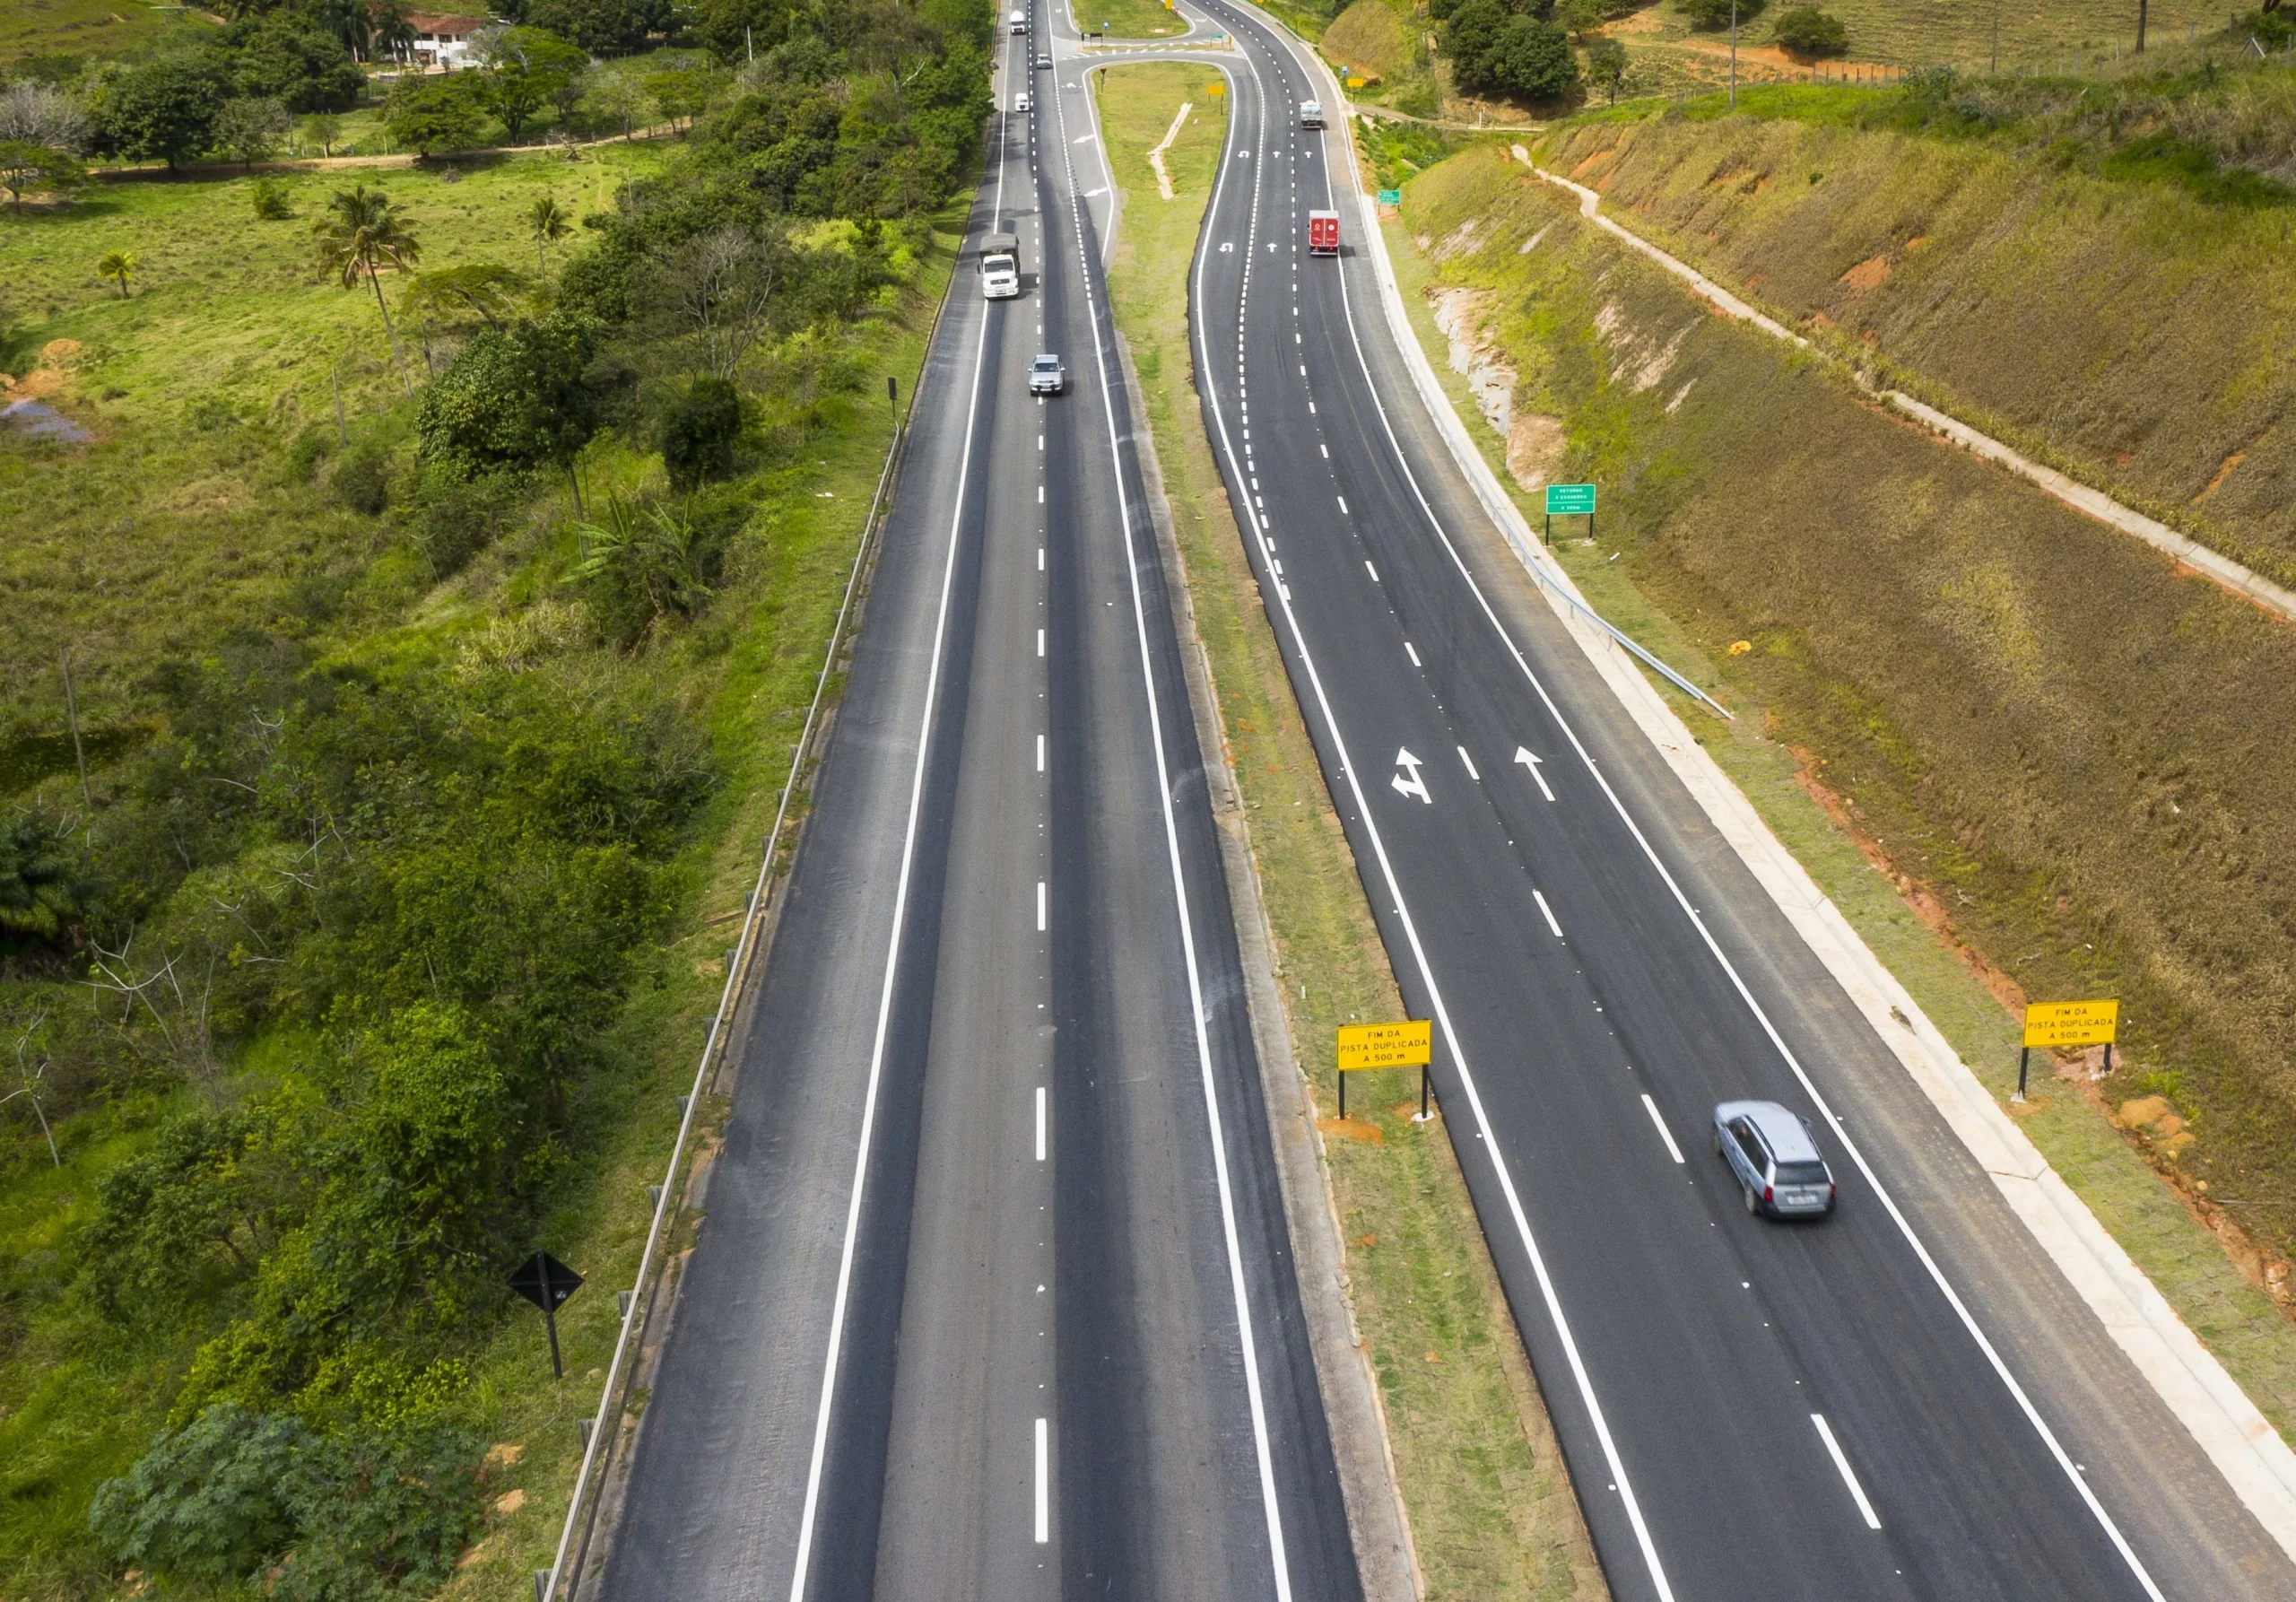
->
<box><xmin>2022</xmin><ymin>999</ymin><xmax>2119</xmax><ymax>1049</ymax></box>
<box><xmin>1336</xmin><ymin>1020</ymin><xmax>1432</xmax><ymax>1071</ymax></box>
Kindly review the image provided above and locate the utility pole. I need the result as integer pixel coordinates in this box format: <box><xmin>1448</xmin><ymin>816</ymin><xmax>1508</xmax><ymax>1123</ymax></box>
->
<box><xmin>2136</xmin><ymin>0</ymin><xmax>2147</xmax><ymax>52</ymax></box>
<box><xmin>1729</xmin><ymin>0</ymin><xmax>1739</xmax><ymax>108</ymax></box>
<box><xmin>1992</xmin><ymin>0</ymin><xmax>2001</xmax><ymax>70</ymax></box>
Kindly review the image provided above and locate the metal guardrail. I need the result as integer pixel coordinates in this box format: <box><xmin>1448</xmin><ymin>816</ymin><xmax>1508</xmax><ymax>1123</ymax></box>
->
<box><xmin>535</xmin><ymin>244</ymin><xmax>964</xmax><ymax>1602</ymax></box>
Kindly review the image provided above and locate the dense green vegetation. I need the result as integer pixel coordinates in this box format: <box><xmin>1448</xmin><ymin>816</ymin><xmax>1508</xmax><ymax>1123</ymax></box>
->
<box><xmin>0</xmin><ymin>0</ymin><xmax>990</xmax><ymax>1594</ymax></box>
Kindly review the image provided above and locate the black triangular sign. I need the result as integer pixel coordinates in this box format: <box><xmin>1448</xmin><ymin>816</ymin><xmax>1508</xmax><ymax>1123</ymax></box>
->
<box><xmin>508</xmin><ymin>1250</ymin><xmax>583</xmax><ymax>1311</ymax></box>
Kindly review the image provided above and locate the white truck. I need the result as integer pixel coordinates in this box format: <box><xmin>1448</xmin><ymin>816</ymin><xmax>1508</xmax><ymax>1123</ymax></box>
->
<box><xmin>980</xmin><ymin>231</ymin><xmax>1021</xmax><ymax>299</ymax></box>
<box><xmin>1300</xmin><ymin>98</ymin><xmax>1324</xmax><ymax>128</ymax></box>
<box><xmin>1009</xmin><ymin>7</ymin><xmax>1028</xmax><ymax>30</ymax></box>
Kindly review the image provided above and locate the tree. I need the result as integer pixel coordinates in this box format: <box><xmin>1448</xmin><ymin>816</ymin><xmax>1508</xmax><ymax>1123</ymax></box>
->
<box><xmin>0</xmin><ymin>81</ymin><xmax>91</xmax><ymax>153</ymax></box>
<box><xmin>1487</xmin><ymin>17</ymin><xmax>1579</xmax><ymax>99</ymax></box>
<box><xmin>98</xmin><ymin>248</ymin><xmax>137</xmax><ymax>297</ymax></box>
<box><xmin>312</xmin><ymin>184</ymin><xmax>423</xmax><ymax>392</ymax></box>
<box><xmin>220</xmin><ymin>16</ymin><xmax>365</xmax><ymax>112</ymax></box>
<box><xmin>1771</xmin><ymin>5</ymin><xmax>1848</xmax><ymax>55</ymax></box>
<box><xmin>646</xmin><ymin>65</ymin><xmax>719</xmax><ymax>133</ymax></box>
<box><xmin>403</xmin><ymin>262</ymin><xmax>529</xmax><ymax>331</ymax></box>
<box><xmin>1683</xmin><ymin>0</ymin><xmax>1763</xmax><ymax>28</ymax></box>
<box><xmin>526</xmin><ymin>0</ymin><xmax>675</xmax><ymax>53</ymax></box>
<box><xmin>473</xmin><ymin>26</ymin><xmax>587</xmax><ymax>142</ymax></box>
<box><xmin>1585</xmin><ymin>34</ymin><xmax>1631</xmax><ymax>100</ymax></box>
<box><xmin>1556</xmin><ymin>0</ymin><xmax>1606</xmax><ymax>37</ymax></box>
<box><xmin>582</xmin><ymin>58</ymin><xmax>651</xmax><ymax>138</ymax></box>
<box><xmin>382</xmin><ymin>74</ymin><xmax>487</xmax><ymax>156</ymax></box>
<box><xmin>214</xmin><ymin>95</ymin><xmax>291</xmax><ymax>167</ymax></box>
<box><xmin>0</xmin><ymin>141</ymin><xmax>86</xmax><ymax>215</ymax></box>
<box><xmin>98</xmin><ymin>57</ymin><xmax>226</xmax><ymax>172</ymax></box>
<box><xmin>306</xmin><ymin>109</ymin><xmax>344</xmax><ymax>155</ymax></box>
<box><xmin>416</xmin><ymin>317</ymin><xmax>607</xmax><ymax>495</ymax></box>
<box><xmin>528</xmin><ymin>194</ymin><xmax>572</xmax><ymax>274</ymax></box>
<box><xmin>659</xmin><ymin>375</ymin><xmax>741</xmax><ymax>489</ymax></box>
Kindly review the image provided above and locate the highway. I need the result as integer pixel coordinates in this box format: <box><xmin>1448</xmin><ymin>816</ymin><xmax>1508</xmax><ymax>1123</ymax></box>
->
<box><xmin>593</xmin><ymin>4</ymin><xmax>1361</xmax><ymax>1599</ymax></box>
<box><xmin>1170</xmin><ymin>4</ymin><xmax>2296</xmax><ymax>1599</ymax></box>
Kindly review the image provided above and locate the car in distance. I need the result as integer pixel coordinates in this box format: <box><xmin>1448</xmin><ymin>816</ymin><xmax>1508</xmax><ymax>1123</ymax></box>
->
<box><xmin>1036</xmin><ymin>50</ymin><xmax>1053</xmax><ymax>67</ymax></box>
<box><xmin>1029</xmin><ymin>354</ymin><xmax>1065</xmax><ymax>395</ymax></box>
<box><xmin>1014</xmin><ymin>91</ymin><xmax>1032</xmax><ymax>112</ymax></box>
<box><xmin>1713</xmin><ymin>1100</ymin><xmax>1837</xmax><ymax>1217</ymax></box>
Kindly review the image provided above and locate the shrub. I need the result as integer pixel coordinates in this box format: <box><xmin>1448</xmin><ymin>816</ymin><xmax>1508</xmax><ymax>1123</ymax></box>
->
<box><xmin>660</xmin><ymin>374</ymin><xmax>743</xmax><ymax>490</ymax></box>
<box><xmin>0</xmin><ymin>810</ymin><xmax>99</xmax><ymax>948</ymax></box>
<box><xmin>415</xmin><ymin>318</ymin><xmax>607</xmax><ymax>478</ymax></box>
<box><xmin>1772</xmin><ymin>6</ymin><xmax>1848</xmax><ymax>56</ymax></box>
<box><xmin>87</xmin><ymin>1404</ymin><xmax>306</xmax><ymax>1583</ymax></box>
<box><xmin>406</xmin><ymin>467</ymin><xmax>526</xmax><ymax>579</ymax></box>
<box><xmin>330</xmin><ymin>440</ymin><xmax>393</xmax><ymax>515</ymax></box>
<box><xmin>251</xmin><ymin>176</ymin><xmax>294</xmax><ymax>219</ymax></box>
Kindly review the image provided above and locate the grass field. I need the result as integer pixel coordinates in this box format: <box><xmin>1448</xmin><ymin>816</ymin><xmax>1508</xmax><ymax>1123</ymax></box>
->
<box><xmin>1378</xmin><ymin>142</ymin><xmax>2296</xmax><ymax>1437</ymax></box>
<box><xmin>1097</xmin><ymin>60</ymin><xmax>1609</xmax><ymax>1600</ymax></box>
<box><xmin>1072</xmin><ymin>0</ymin><xmax>1194</xmax><ymax>39</ymax></box>
<box><xmin>0</xmin><ymin>144</ymin><xmax>665</xmax><ymax>762</ymax></box>
<box><xmin>0</xmin><ymin>0</ymin><xmax>187</xmax><ymax>65</ymax></box>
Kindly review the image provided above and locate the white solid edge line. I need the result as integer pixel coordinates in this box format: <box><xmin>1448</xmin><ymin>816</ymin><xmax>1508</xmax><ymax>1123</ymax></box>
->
<box><xmin>785</xmin><ymin>122</ymin><xmax>1011</xmax><ymax>1602</ymax></box>
<box><xmin>1295</xmin><ymin>20</ymin><xmax>2177</xmax><ymax>1595</ymax></box>
<box><xmin>1187</xmin><ymin>22</ymin><xmax>1677</xmax><ymax>1602</ymax></box>
<box><xmin>1532</xmin><ymin>889</ymin><xmax>1563</xmax><ymax>939</ymax></box>
<box><xmin>1034</xmin><ymin>1416</ymin><xmax>1050</xmax><ymax>1543</ymax></box>
<box><xmin>1640</xmin><ymin>1094</ymin><xmax>1684</xmax><ymax>1165</ymax></box>
<box><xmin>1813</xmin><ymin>1414</ymin><xmax>1883</xmax><ymax>1531</ymax></box>
<box><xmin>1038</xmin><ymin>879</ymin><xmax>1048</xmax><ymax>932</ymax></box>
<box><xmin>1057</xmin><ymin>60</ymin><xmax>1296</xmax><ymax>1601</ymax></box>
<box><xmin>1037</xmin><ymin>732</ymin><xmax>1046</xmax><ymax>771</ymax></box>
<box><xmin>1036</xmin><ymin>1085</ymin><xmax>1048</xmax><ymax>1162</ymax></box>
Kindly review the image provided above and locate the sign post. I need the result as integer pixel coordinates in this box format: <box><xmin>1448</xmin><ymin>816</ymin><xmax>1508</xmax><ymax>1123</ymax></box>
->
<box><xmin>509</xmin><ymin>1250</ymin><xmax>584</xmax><ymax>1379</ymax></box>
<box><xmin>2017</xmin><ymin>999</ymin><xmax>2118</xmax><ymax>1102</ymax></box>
<box><xmin>1544</xmin><ymin>482</ymin><xmax>1596</xmax><ymax>545</ymax></box>
<box><xmin>1335</xmin><ymin>1020</ymin><xmax>1433</xmax><ymax>1121</ymax></box>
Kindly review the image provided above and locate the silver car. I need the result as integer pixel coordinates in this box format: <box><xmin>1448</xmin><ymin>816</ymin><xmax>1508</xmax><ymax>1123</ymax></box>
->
<box><xmin>1028</xmin><ymin>354</ymin><xmax>1064</xmax><ymax>395</ymax></box>
<box><xmin>1713</xmin><ymin>1100</ymin><xmax>1837</xmax><ymax>1217</ymax></box>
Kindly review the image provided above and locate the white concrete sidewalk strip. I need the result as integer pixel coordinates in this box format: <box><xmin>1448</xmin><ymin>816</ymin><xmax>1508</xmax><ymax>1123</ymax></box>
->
<box><xmin>1517</xmin><ymin>152</ymin><xmax>2296</xmax><ymax>630</ymax></box>
<box><xmin>1338</xmin><ymin>113</ymin><xmax>2296</xmax><ymax>1566</ymax></box>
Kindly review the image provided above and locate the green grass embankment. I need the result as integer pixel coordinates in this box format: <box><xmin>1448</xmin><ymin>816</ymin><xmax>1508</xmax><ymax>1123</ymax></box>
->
<box><xmin>1096</xmin><ymin>61</ymin><xmax>1607</xmax><ymax>1600</ymax></box>
<box><xmin>1380</xmin><ymin>141</ymin><xmax>2296</xmax><ymax>1436</ymax></box>
<box><xmin>1533</xmin><ymin>84</ymin><xmax>2296</xmax><ymax>589</ymax></box>
<box><xmin>1072</xmin><ymin>0</ymin><xmax>1193</xmax><ymax>40</ymax></box>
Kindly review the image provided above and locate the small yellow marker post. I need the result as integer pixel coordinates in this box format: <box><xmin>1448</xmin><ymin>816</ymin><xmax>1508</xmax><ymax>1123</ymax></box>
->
<box><xmin>2017</xmin><ymin>999</ymin><xmax>2118</xmax><ymax>1101</ymax></box>
<box><xmin>1336</xmin><ymin>1020</ymin><xmax>1432</xmax><ymax>1120</ymax></box>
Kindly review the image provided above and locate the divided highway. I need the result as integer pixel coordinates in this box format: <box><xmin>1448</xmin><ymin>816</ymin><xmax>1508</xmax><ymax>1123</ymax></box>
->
<box><xmin>595</xmin><ymin>6</ymin><xmax>1359</xmax><ymax>1599</ymax></box>
<box><xmin>1172</xmin><ymin>4</ymin><xmax>2296</xmax><ymax>1598</ymax></box>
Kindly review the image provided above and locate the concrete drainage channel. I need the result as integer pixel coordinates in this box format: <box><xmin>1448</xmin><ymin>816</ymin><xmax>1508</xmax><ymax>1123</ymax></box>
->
<box><xmin>530</xmin><ymin>259</ymin><xmax>964</xmax><ymax>1602</ymax></box>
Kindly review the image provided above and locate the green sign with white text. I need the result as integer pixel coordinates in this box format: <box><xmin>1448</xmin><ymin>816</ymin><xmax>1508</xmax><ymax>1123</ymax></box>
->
<box><xmin>1545</xmin><ymin>483</ymin><xmax>1596</xmax><ymax>516</ymax></box>
<box><xmin>1377</xmin><ymin>188</ymin><xmax>1402</xmax><ymax>205</ymax></box>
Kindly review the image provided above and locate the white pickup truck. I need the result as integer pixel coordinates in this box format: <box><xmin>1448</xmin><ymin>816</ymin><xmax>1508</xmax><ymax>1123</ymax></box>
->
<box><xmin>980</xmin><ymin>231</ymin><xmax>1020</xmax><ymax>299</ymax></box>
<box><xmin>1300</xmin><ymin>99</ymin><xmax>1324</xmax><ymax>128</ymax></box>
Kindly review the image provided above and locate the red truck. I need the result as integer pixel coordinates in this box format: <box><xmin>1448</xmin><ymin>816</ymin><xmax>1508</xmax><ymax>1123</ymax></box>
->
<box><xmin>1308</xmin><ymin>209</ymin><xmax>1340</xmax><ymax>256</ymax></box>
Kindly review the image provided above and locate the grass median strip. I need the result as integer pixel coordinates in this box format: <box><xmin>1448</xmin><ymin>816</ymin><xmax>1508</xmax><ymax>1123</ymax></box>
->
<box><xmin>1095</xmin><ymin>60</ymin><xmax>1606</xmax><ymax>1600</ymax></box>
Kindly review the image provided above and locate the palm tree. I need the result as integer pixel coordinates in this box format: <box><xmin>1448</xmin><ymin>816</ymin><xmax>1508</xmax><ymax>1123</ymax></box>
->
<box><xmin>312</xmin><ymin>184</ymin><xmax>422</xmax><ymax>394</ymax></box>
<box><xmin>97</xmin><ymin>250</ymin><xmax>136</xmax><ymax>298</ymax></box>
<box><xmin>529</xmin><ymin>194</ymin><xmax>571</xmax><ymax>277</ymax></box>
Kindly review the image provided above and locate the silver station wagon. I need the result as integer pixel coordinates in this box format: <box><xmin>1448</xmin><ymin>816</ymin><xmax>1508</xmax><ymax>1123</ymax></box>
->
<box><xmin>1713</xmin><ymin>1100</ymin><xmax>1838</xmax><ymax>1218</ymax></box>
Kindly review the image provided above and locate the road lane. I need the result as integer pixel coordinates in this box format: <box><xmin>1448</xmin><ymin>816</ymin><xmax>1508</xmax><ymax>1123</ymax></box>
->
<box><xmin>1173</xmin><ymin>3</ymin><xmax>2296</xmax><ymax>1598</ymax></box>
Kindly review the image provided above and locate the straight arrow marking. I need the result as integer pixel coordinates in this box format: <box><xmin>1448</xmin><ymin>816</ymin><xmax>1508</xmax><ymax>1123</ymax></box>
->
<box><xmin>1515</xmin><ymin>745</ymin><xmax>1555</xmax><ymax>801</ymax></box>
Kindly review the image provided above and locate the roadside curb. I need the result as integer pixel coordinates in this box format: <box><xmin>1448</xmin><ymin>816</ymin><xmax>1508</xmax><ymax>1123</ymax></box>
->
<box><xmin>1364</xmin><ymin>139</ymin><xmax>2296</xmax><ymax>1566</ymax></box>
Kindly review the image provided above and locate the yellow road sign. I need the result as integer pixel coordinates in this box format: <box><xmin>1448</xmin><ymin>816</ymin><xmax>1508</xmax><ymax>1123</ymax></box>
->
<box><xmin>1337</xmin><ymin>1020</ymin><xmax>1432</xmax><ymax>1070</ymax></box>
<box><xmin>2023</xmin><ymin>999</ymin><xmax>2119</xmax><ymax>1049</ymax></box>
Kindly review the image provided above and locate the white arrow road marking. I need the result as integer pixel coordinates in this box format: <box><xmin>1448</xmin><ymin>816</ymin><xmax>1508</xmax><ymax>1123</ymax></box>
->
<box><xmin>1515</xmin><ymin>746</ymin><xmax>1555</xmax><ymax>801</ymax></box>
<box><xmin>1392</xmin><ymin>748</ymin><xmax>1431</xmax><ymax>805</ymax></box>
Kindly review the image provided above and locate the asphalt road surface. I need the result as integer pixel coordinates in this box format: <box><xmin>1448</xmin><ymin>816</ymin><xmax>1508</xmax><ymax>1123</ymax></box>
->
<box><xmin>1172</xmin><ymin>4</ymin><xmax>2296</xmax><ymax>1598</ymax></box>
<box><xmin>596</xmin><ymin>8</ymin><xmax>1361</xmax><ymax>1600</ymax></box>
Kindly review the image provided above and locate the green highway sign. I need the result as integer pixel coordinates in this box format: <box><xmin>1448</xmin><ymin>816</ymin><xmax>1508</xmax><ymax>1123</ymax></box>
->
<box><xmin>1376</xmin><ymin>188</ymin><xmax>1402</xmax><ymax>205</ymax></box>
<box><xmin>1545</xmin><ymin>483</ymin><xmax>1596</xmax><ymax>516</ymax></box>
